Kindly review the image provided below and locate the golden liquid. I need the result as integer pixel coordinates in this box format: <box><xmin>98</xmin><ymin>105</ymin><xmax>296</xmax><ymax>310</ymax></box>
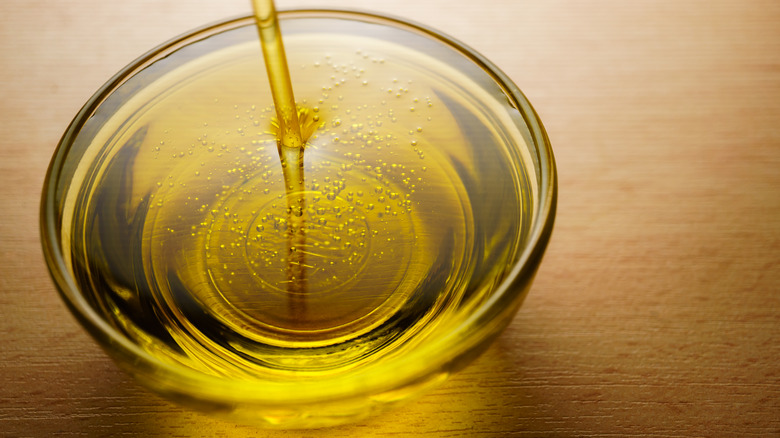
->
<box><xmin>66</xmin><ymin>13</ymin><xmax>531</xmax><ymax>382</ymax></box>
<box><xmin>253</xmin><ymin>0</ymin><xmax>309</xmax><ymax>321</ymax></box>
<box><xmin>253</xmin><ymin>0</ymin><xmax>303</xmax><ymax>150</ymax></box>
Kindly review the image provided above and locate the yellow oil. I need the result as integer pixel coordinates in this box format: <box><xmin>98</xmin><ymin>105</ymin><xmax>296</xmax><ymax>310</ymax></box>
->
<box><xmin>66</xmin><ymin>11</ymin><xmax>531</xmax><ymax>384</ymax></box>
<box><xmin>253</xmin><ymin>0</ymin><xmax>309</xmax><ymax>320</ymax></box>
<box><xmin>253</xmin><ymin>0</ymin><xmax>304</xmax><ymax>150</ymax></box>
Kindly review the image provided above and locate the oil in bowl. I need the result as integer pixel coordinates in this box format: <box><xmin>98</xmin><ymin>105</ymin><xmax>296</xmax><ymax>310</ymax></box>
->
<box><xmin>40</xmin><ymin>9</ymin><xmax>556</xmax><ymax>428</ymax></box>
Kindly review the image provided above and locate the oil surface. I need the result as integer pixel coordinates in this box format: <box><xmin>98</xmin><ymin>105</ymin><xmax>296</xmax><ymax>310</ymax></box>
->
<box><xmin>66</xmin><ymin>15</ymin><xmax>531</xmax><ymax>381</ymax></box>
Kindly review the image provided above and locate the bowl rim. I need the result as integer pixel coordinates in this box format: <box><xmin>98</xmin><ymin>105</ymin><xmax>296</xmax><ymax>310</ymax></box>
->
<box><xmin>40</xmin><ymin>8</ymin><xmax>557</xmax><ymax>406</ymax></box>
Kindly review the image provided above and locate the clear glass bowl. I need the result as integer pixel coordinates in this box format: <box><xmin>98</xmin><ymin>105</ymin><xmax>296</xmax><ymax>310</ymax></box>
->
<box><xmin>40</xmin><ymin>9</ymin><xmax>556</xmax><ymax>428</ymax></box>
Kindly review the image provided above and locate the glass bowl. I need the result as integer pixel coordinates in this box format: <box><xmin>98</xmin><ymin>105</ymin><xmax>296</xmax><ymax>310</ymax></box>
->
<box><xmin>40</xmin><ymin>9</ymin><xmax>556</xmax><ymax>429</ymax></box>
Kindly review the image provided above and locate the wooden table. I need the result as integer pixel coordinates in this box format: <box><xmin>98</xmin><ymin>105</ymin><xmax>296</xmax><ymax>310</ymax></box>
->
<box><xmin>2</xmin><ymin>0</ymin><xmax>778</xmax><ymax>436</ymax></box>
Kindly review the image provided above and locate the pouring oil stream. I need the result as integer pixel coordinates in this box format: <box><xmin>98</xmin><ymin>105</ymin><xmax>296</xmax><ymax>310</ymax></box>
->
<box><xmin>252</xmin><ymin>0</ymin><xmax>307</xmax><ymax>319</ymax></box>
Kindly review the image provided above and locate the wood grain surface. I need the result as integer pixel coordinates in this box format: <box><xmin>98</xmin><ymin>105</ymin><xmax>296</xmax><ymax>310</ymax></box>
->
<box><xmin>1</xmin><ymin>0</ymin><xmax>779</xmax><ymax>436</ymax></box>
